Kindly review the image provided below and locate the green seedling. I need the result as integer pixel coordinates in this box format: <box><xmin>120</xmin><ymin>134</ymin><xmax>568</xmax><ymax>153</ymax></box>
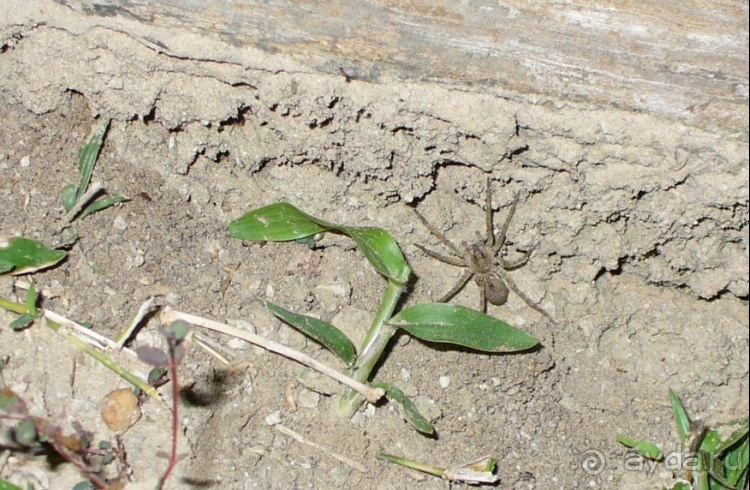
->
<box><xmin>0</xmin><ymin>295</ymin><xmax>163</xmax><ymax>403</ymax></box>
<box><xmin>229</xmin><ymin>202</ymin><xmax>539</xmax><ymax>433</ymax></box>
<box><xmin>378</xmin><ymin>452</ymin><xmax>500</xmax><ymax>484</ymax></box>
<box><xmin>136</xmin><ymin>321</ymin><xmax>190</xmax><ymax>490</ymax></box>
<box><xmin>0</xmin><ymin>236</ymin><xmax>66</xmax><ymax>275</ymax></box>
<box><xmin>618</xmin><ymin>389</ymin><xmax>748</xmax><ymax>490</ymax></box>
<box><xmin>6</xmin><ymin>281</ymin><xmax>40</xmax><ymax>330</ymax></box>
<box><xmin>60</xmin><ymin>118</ymin><xmax>128</xmax><ymax>226</ymax></box>
<box><xmin>0</xmin><ymin>388</ymin><xmax>118</xmax><ymax>489</ymax></box>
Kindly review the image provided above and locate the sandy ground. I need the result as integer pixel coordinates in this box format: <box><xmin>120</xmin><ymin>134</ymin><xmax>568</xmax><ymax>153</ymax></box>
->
<box><xmin>1</xmin><ymin>8</ymin><xmax>748</xmax><ymax>490</ymax></box>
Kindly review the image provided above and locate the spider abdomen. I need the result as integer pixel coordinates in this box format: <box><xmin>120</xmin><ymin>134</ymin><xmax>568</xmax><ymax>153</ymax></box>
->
<box><xmin>475</xmin><ymin>274</ymin><xmax>509</xmax><ymax>306</ymax></box>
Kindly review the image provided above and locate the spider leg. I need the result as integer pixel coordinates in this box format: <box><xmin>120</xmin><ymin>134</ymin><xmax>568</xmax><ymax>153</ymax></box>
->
<box><xmin>492</xmin><ymin>192</ymin><xmax>520</xmax><ymax>256</ymax></box>
<box><xmin>437</xmin><ymin>269</ymin><xmax>475</xmax><ymax>304</ymax></box>
<box><xmin>495</xmin><ymin>269</ymin><xmax>556</xmax><ymax>324</ymax></box>
<box><xmin>414</xmin><ymin>209</ymin><xmax>464</xmax><ymax>257</ymax></box>
<box><xmin>499</xmin><ymin>242</ymin><xmax>538</xmax><ymax>270</ymax></box>
<box><xmin>414</xmin><ymin>244</ymin><xmax>466</xmax><ymax>267</ymax></box>
<box><xmin>479</xmin><ymin>281</ymin><xmax>487</xmax><ymax>312</ymax></box>
<box><xmin>485</xmin><ymin>177</ymin><xmax>495</xmax><ymax>249</ymax></box>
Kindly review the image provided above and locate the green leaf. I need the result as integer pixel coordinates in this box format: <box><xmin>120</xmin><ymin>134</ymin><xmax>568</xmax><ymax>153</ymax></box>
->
<box><xmin>266</xmin><ymin>301</ymin><xmax>356</xmax><ymax>365</ymax></box>
<box><xmin>0</xmin><ymin>260</ymin><xmax>12</xmax><ymax>274</ymax></box>
<box><xmin>388</xmin><ymin>303</ymin><xmax>539</xmax><ymax>352</ymax></box>
<box><xmin>0</xmin><ymin>237</ymin><xmax>67</xmax><ymax>275</ymax></box>
<box><xmin>9</xmin><ymin>313</ymin><xmax>34</xmax><ymax>331</ymax></box>
<box><xmin>670</xmin><ymin>389</ymin><xmax>692</xmax><ymax>445</ymax></box>
<box><xmin>345</xmin><ymin>227</ymin><xmax>410</xmax><ymax>284</ymax></box>
<box><xmin>14</xmin><ymin>418</ymin><xmax>37</xmax><ymax>446</ymax></box>
<box><xmin>229</xmin><ymin>202</ymin><xmax>410</xmax><ymax>284</ymax></box>
<box><xmin>25</xmin><ymin>282</ymin><xmax>38</xmax><ymax>318</ymax></box>
<box><xmin>371</xmin><ymin>381</ymin><xmax>434</xmax><ymax>434</ymax></box>
<box><xmin>78</xmin><ymin>193</ymin><xmax>130</xmax><ymax>220</ymax></box>
<box><xmin>76</xmin><ymin>118</ymin><xmax>110</xmax><ymax>203</ymax></box>
<box><xmin>72</xmin><ymin>481</ymin><xmax>96</xmax><ymax>490</ymax></box>
<box><xmin>715</xmin><ymin>421</ymin><xmax>749</xmax><ymax>487</ymax></box>
<box><xmin>726</xmin><ymin>438</ymin><xmax>748</xmax><ymax>487</ymax></box>
<box><xmin>668</xmin><ymin>482</ymin><xmax>692</xmax><ymax>490</ymax></box>
<box><xmin>62</xmin><ymin>183</ymin><xmax>78</xmax><ymax>211</ymax></box>
<box><xmin>617</xmin><ymin>434</ymin><xmax>664</xmax><ymax>460</ymax></box>
<box><xmin>166</xmin><ymin>321</ymin><xmax>190</xmax><ymax>342</ymax></box>
<box><xmin>148</xmin><ymin>366</ymin><xmax>168</xmax><ymax>385</ymax></box>
<box><xmin>713</xmin><ymin>419</ymin><xmax>749</xmax><ymax>455</ymax></box>
<box><xmin>229</xmin><ymin>203</ymin><xmax>328</xmax><ymax>241</ymax></box>
<box><xmin>0</xmin><ymin>388</ymin><xmax>27</xmax><ymax>414</ymax></box>
<box><xmin>700</xmin><ymin>429</ymin><xmax>723</xmax><ymax>454</ymax></box>
<box><xmin>0</xmin><ymin>478</ymin><xmax>27</xmax><ymax>490</ymax></box>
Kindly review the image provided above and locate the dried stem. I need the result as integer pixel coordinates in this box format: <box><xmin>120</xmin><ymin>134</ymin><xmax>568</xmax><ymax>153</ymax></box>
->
<box><xmin>160</xmin><ymin>307</ymin><xmax>385</xmax><ymax>404</ymax></box>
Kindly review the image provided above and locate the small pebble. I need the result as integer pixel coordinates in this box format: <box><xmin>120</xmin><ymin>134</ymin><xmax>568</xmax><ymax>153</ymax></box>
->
<box><xmin>297</xmin><ymin>388</ymin><xmax>320</xmax><ymax>408</ymax></box>
<box><xmin>439</xmin><ymin>376</ymin><xmax>451</xmax><ymax>389</ymax></box>
<box><xmin>101</xmin><ymin>388</ymin><xmax>141</xmax><ymax>432</ymax></box>
<box><xmin>113</xmin><ymin>216</ymin><xmax>128</xmax><ymax>231</ymax></box>
<box><xmin>264</xmin><ymin>410</ymin><xmax>282</xmax><ymax>426</ymax></box>
<box><xmin>19</xmin><ymin>155</ymin><xmax>31</xmax><ymax>167</ymax></box>
<box><xmin>227</xmin><ymin>338</ymin><xmax>249</xmax><ymax>350</ymax></box>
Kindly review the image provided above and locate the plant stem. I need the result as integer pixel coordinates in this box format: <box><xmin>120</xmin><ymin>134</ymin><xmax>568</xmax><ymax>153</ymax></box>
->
<box><xmin>378</xmin><ymin>453</ymin><xmax>445</xmax><ymax>478</ymax></box>
<box><xmin>158</xmin><ymin>344</ymin><xmax>181</xmax><ymax>489</ymax></box>
<box><xmin>338</xmin><ymin>274</ymin><xmax>407</xmax><ymax>416</ymax></box>
<box><xmin>160</xmin><ymin>307</ymin><xmax>385</xmax><ymax>403</ymax></box>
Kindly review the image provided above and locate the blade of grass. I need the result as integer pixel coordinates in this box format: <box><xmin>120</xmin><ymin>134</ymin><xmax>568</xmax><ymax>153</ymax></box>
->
<box><xmin>78</xmin><ymin>193</ymin><xmax>130</xmax><ymax>220</ymax></box>
<box><xmin>378</xmin><ymin>453</ymin><xmax>445</xmax><ymax>478</ymax></box>
<box><xmin>75</xmin><ymin>118</ymin><xmax>110</xmax><ymax>203</ymax></box>
<box><xmin>670</xmin><ymin>389</ymin><xmax>692</xmax><ymax>445</ymax></box>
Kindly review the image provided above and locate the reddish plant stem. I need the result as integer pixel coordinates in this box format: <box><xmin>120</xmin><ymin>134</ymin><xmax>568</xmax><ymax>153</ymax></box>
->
<box><xmin>158</xmin><ymin>342</ymin><xmax>181</xmax><ymax>488</ymax></box>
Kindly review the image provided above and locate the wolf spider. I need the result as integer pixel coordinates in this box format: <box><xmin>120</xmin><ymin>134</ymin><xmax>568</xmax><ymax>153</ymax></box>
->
<box><xmin>414</xmin><ymin>178</ymin><xmax>555</xmax><ymax>323</ymax></box>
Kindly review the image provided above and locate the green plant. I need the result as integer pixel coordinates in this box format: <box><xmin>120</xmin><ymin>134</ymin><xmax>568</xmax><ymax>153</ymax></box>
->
<box><xmin>229</xmin><ymin>202</ymin><xmax>540</xmax><ymax>433</ymax></box>
<box><xmin>59</xmin><ymin>119</ymin><xmax>128</xmax><ymax>228</ymax></box>
<box><xmin>619</xmin><ymin>389</ymin><xmax>748</xmax><ymax>490</ymax></box>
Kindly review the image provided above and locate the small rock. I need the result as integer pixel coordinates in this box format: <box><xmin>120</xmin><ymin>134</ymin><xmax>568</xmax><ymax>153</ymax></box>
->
<box><xmin>439</xmin><ymin>376</ymin><xmax>451</xmax><ymax>389</ymax></box>
<box><xmin>132</xmin><ymin>254</ymin><xmax>145</xmax><ymax>268</ymax></box>
<box><xmin>101</xmin><ymin>388</ymin><xmax>141</xmax><ymax>432</ymax></box>
<box><xmin>227</xmin><ymin>338</ymin><xmax>249</xmax><ymax>350</ymax></box>
<box><xmin>297</xmin><ymin>388</ymin><xmax>320</xmax><ymax>408</ymax></box>
<box><xmin>414</xmin><ymin>396</ymin><xmax>441</xmax><ymax>424</ymax></box>
<box><xmin>264</xmin><ymin>410</ymin><xmax>282</xmax><ymax>426</ymax></box>
<box><xmin>113</xmin><ymin>216</ymin><xmax>128</xmax><ymax>231</ymax></box>
<box><xmin>230</xmin><ymin>319</ymin><xmax>256</xmax><ymax>334</ymax></box>
<box><xmin>19</xmin><ymin>155</ymin><xmax>30</xmax><ymax>167</ymax></box>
